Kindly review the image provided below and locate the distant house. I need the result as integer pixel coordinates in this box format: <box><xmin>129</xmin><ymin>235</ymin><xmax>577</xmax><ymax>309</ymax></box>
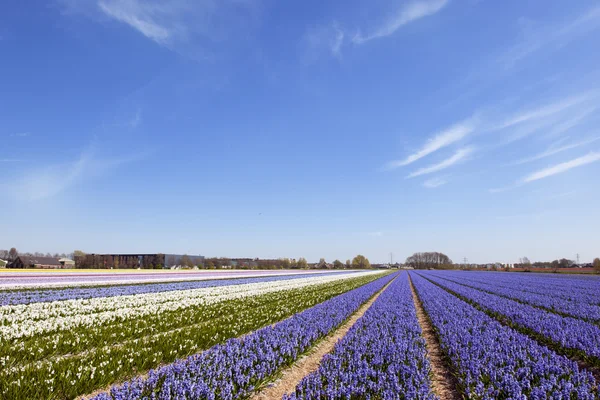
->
<box><xmin>0</xmin><ymin>259</ymin><xmax>7</xmax><ymax>268</ymax></box>
<box><xmin>58</xmin><ymin>258</ymin><xmax>76</xmax><ymax>268</ymax></box>
<box><xmin>8</xmin><ymin>256</ymin><xmax>63</xmax><ymax>269</ymax></box>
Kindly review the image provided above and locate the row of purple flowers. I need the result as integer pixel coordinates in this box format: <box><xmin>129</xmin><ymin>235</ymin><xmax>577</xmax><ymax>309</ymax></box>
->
<box><xmin>442</xmin><ymin>271</ymin><xmax>600</xmax><ymax>307</ymax></box>
<box><xmin>422</xmin><ymin>272</ymin><xmax>600</xmax><ymax>363</ymax></box>
<box><xmin>284</xmin><ymin>272</ymin><xmax>436</xmax><ymax>399</ymax></box>
<box><xmin>412</xmin><ymin>273</ymin><xmax>597</xmax><ymax>398</ymax></box>
<box><xmin>89</xmin><ymin>273</ymin><xmax>396</xmax><ymax>400</ymax></box>
<box><xmin>427</xmin><ymin>271</ymin><xmax>600</xmax><ymax>324</ymax></box>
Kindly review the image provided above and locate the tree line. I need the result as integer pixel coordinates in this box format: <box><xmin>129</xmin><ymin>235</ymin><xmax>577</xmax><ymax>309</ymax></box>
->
<box><xmin>0</xmin><ymin>248</ymin><xmax>372</xmax><ymax>270</ymax></box>
<box><xmin>173</xmin><ymin>255</ymin><xmax>371</xmax><ymax>270</ymax></box>
<box><xmin>404</xmin><ymin>252</ymin><xmax>453</xmax><ymax>269</ymax></box>
<box><xmin>0</xmin><ymin>248</ymin><xmax>70</xmax><ymax>261</ymax></box>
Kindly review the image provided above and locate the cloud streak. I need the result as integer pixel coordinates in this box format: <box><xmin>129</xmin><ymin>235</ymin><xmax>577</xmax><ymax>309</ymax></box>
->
<box><xmin>98</xmin><ymin>0</ymin><xmax>171</xmax><ymax>44</ymax></box>
<box><xmin>512</xmin><ymin>137</ymin><xmax>600</xmax><ymax>165</ymax></box>
<box><xmin>3</xmin><ymin>145</ymin><xmax>149</xmax><ymax>201</ymax></box>
<box><xmin>501</xmin><ymin>6</ymin><xmax>600</xmax><ymax>68</ymax></box>
<box><xmin>61</xmin><ymin>0</ymin><xmax>261</xmax><ymax>61</ymax></box>
<box><xmin>129</xmin><ymin>108</ymin><xmax>142</xmax><ymax>128</ymax></box>
<box><xmin>522</xmin><ymin>152</ymin><xmax>600</xmax><ymax>183</ymax></box>
<box><xmin>491</xmin><ymin>94</ymin><xmax>591</xmax><ymax>132</ymax></box>
<box><xmin>385</xmin><ymin>120</ymin><xmax>474</xmax><ymax>170</ymax></box>
<box><xmin>367</xmin><ymin>231</ymin><xmax>384</xmax><ymax>237</ymax></box>
<box><xmin>423</xmin><ymin>177</ymin><xmax>447</xmax><ymax>188</ymax></box>
<box><xmin>303</xmin><ymin>22</ymin><xmax>346</xmax><ymax>62</ymax></box>
<box><xmin>407</xmin><ymin>147</ymin><xmax>474</xmax><ymax>178</ymax></box>
<box><xmin>353</xmin><ymin>0</ymin><xmax>449</xmax><ymax>44</ymax></box>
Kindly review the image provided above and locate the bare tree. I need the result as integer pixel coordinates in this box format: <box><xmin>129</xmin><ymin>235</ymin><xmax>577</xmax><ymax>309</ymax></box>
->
<box><xmin>593</xmin><ymin>258</ymin><xmax>600</xmax><ymax>273</ymax></box>
<box><xmin>520</xmin><ymin>257</ymin><xmax>532</xmax><ymax>272</ymax></box>
<box><xmin>8</xmin><ymin>248</ymin><xmax>18</xmax><ymax>261</ymax></box>
<box><xmin>167</xmin><ymin>255</ymin><xmax>176</xmax><ymax>268</ymax></box>
<box><xmin>180</xmin><ymin>255</ymin><xmax>194</xmax><ymax>269</ymax></box>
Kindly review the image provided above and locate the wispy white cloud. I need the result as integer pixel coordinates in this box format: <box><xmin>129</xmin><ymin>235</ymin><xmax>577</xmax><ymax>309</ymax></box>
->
<box><xmin>60</xmin><ymin>0</ymin><xmax>261</xmax><ymax>60</ymax></box>
<box><xmin>407</xmin><ymin>147</ymin><xmax>474</xmax><ymax>178</ymax></box>
<box><xmin>423</xmin><ymin>177</ymin><xmax>447</xmax><ymax>188</ymax></box>
<box><xmin>491</xmin><ymin>94</ymin><xmax>590</xmax><ymax>132</ymax></box>
<box><xmin>3</xmin><ymin>145</ymin><xmax>149</xmax><ymax>201</ymax></box>
<box><xmin>330</xmin><ymin>25</ymin><xmax>344</xmax><ymax>58</ymax></box>
<box><xmin>544</xmin><ymin>106</ymin><xmax>598</xmax><ymax>138</ymax></box>
<box><xmin>385</xmin><ymin>119</ymin><xmax>474</xmax><ymax>170</ymax></box>
<box><xmin>0</xmin><ymin>159</ymin><xmax>24</xmax><ymax>162</ymax></box>
<box><xmin>129</xmin><ymin>108</ymin><xmax>142</xmax><ymax>128</ymax></box>
<box><xmin>353</xmin><ymin>0</ymin><xmax>449</xmax><ymax>44</ymax></box>
<box><xmin>489</xmin><ymin>185</ymin><xmax>519</xmax><ymax>194</ymax></box>
<box><xmin>10</xmin><ymin>132</ymin><xmax>30</xmax><ymax>137</ymax></box>
<box><xmin>483</xmin><ymin>93</ymin><xmax>599</xmax><ymax>145</ymax></box>
<box><xmin>512</xmin><ymin>137</ymin><xmax>600</xmax><ymax>165</ymax></box>
<box><xmin>367</xmin><ymin>231</ymin><xmax>384</xmax><ymax>237</ymax></box>
<box><xmin>546</xmin><ymin>190</ymin><xmax>577</xmax><ymax>200</ymax></box>
<box><xmin>522</xmin><ymin>151</ymin><xmax>600</xmax><ymax>183</ymax></box>
<box><xmin>303</xmin><ymin>22</ymin><xmax>346</xmax><ymax>62</ymax></box>
<box><xmin>501</xmin><ymin>6</ymin><xmax>600</xmax><ymax>68</ymax></box>
<box><xmin>98</xmin><ymin>0</ymin><xmax>171</xmax><ymax>44</ymax></box>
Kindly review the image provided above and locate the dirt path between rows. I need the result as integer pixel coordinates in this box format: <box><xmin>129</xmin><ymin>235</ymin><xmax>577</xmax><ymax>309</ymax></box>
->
<box><xmin>251</xmin><ymin>276</ymin><xmax>396</xmax><ymax>400</ymax></box>
<box><xmin>408</xmin><ymin>273</ymin><xmax>461</xmax><ymax>400</ymax></box>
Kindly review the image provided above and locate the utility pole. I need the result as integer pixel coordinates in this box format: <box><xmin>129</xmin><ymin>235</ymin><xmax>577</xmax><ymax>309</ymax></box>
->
<box><xmin>463</xmin><ymin>257</ymin><xmax>468</xmax><ymax>268</ymax></box>
<box><xmin>577</xmin><ymin>254</ymin><xmax>580</xmax><ymax>265</ymax></box>
<box><xmin>390</xmin><ymin>253</ymin><xmax>393</xmax><ymax>265</ymax></box>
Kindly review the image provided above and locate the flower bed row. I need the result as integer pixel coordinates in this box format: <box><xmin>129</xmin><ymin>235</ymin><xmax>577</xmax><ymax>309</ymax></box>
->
<box><xmin>285</xmin><ymin>272</ymin><xmax>435</xmax><ymax>400</ymax></box>
<box><xmin>441</xmin><ymin>271</ymin><xmax>600</xmax><ymax>307</ymax></box>
<box><xmin>0</xmin><ymin>273</ymin><xmax>386</xmax><ymax>400</ymax></box>
<box><xmin>90</xmin><ymin>273</ymin><xmax>396</xmax><ymax>400</ymax></box>
<box><xmin>428</xmin><ymin>271</ymin><xmax>600</xmax><ymax>323</ymax></box>
<box><xmin>1</xmin><ymin>272</ymin><xmax>377</xmax><ymax>340</ymax></box>
<box><xmin>0</xmin><ymin>272</ymin><xmax>351</xmax><ymax>306</ymax></box>
<box><xmin>411</xmin><ymin>273</ymin><xmax>597</xmax><ymax>398</ymax></box>
<box><xmin>421</xmin><ymin>272</ymin><xmax>600</xmax><ymax>364</ymax></box>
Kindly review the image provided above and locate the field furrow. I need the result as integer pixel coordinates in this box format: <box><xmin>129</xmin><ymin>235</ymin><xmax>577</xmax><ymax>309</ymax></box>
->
<box><xmin>420</xmin><ymin>272</ymin><xmax>600</xmax><ymax>367</ymax></box>
<box><xmin>410</xmin><ymin>273</ymin><xmax>597</xmax><ymax>398</ymax></box>
<box><xmin>284</xmin><ymin>272</ymin><xmax>437</xmax><ymax>399</ymax></box>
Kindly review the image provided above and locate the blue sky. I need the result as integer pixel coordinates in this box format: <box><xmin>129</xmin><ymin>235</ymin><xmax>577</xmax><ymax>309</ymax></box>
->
<box><xmin>2</xmin><ymin>0</ymin><xmax>600</xmax><ymax>264</ymax></box>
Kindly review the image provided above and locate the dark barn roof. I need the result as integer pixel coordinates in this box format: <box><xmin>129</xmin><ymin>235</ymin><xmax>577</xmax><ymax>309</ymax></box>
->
<box><xmin>18</xmin><ymin>256</ymin><xmax>62</xmax><ymax>266</ymax></box>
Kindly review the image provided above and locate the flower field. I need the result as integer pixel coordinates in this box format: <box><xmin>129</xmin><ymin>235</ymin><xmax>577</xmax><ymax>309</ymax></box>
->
<box><xmin>1</xmin><ymin>269</ymin><xmax>599</xmax><ymax>399</ymax></box>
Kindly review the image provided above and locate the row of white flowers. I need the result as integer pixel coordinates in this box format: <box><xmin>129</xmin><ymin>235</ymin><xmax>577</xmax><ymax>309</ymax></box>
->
<box><xmin>0</xmin><ymin>271</ymin><xmax>379</xmax><ymax>341</ymax></box>
<box><xmin>0</xmin><ymin>270</ymin><xmax>336</xmax><ymax>290</ymax></box>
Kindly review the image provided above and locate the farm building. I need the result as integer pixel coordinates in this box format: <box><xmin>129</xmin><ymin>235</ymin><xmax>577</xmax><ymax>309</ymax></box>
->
<box><xmin>75</xmin><ymin>254</ymin><xmax>167</xmax><ymax>269</ymax></box>
<box><xmin>8</xmin><ymin>256</ymin><xmax>63</xmax><ymax>269</ymax></box>
<box><xmin>58</xmin><ymin>258</ymin><xmax>76</xmax><ymax>268</ymax></box>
